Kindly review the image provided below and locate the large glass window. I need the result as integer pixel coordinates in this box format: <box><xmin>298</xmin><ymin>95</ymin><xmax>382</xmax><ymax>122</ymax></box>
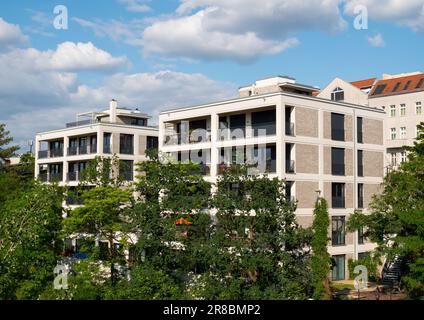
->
<box><xmin>332</xmin><ymin>255</ymin><xmax>346</xmax><ymax>281</ymax></box>
<box><xmin>252</xmin><ymin>110</ymin><xmax>276</xmax><ymax>137</ymax></box>
<box><xmin>103</xmin><ymin>133</ymin><xmax>111</xmax><ymax>154</ymax></box>
<box><xmin>358</xmin><ymin>183</ymin><xmax>364</xmax><ymax>209</ymax></box>
<box><xmin>147</xmin><ymin>136</ymin><xmax>158</xmax><ymax>151</ymax></box>
<box><xmin>120</xmin><ymin>134</ymin><xmax>134</xmax><ymax>155</ymax></box>
<box><xmin>332</xmin><ymin>183</ymin><xmax>345</xmax><ymax>208</ymax></box>
<box><xmin>358</xmin><ymin>150</ymin><xmax>364</xmax><ymax>177</ymax></box>
<box><xmin>358</xmin><ymin>227</ymin><xmax>365</xmax><ymax>244</ymax></box>
<box><xmin>331</xmin><ymin>113</ymin><xmax>345</xmax><ymax>141</ymax></box>
<box><xmin>332</xmin><ymin>216</ymin><xmax>346</xmax><ymax>246</ymax></box>
<box><xmin>120</xmin><ymin>160</ymin><xmax>134</xmax><ymax>181</ymax></box>
<box><xmin>331</xmin><ymin>148</ymin><xmax>345</xmax><ymax>176</ymax></box>
<box><xmin>357</xmin><ymin>117</ymin><xmax>363</xmax><ymax>143</ymax></box>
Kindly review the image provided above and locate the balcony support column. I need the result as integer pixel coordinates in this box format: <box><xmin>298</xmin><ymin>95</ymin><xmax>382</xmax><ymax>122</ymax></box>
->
<box><xmin>97</xmin><ymin>127</ymin><xmax>104</xmax><ymax>156</ymax></box>
<box><xmin>210</xmin><ymin>113</ymin><xmax>219</xmax><ymax>177</ymax></box>
<box><xmin>276</xmin><ymin>103</ymin><xmax>284</xmax><ymax>177</ymax></box>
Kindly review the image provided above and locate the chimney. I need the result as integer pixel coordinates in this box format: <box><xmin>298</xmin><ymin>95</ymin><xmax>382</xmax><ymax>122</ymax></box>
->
<box><xmin>110</xmin><ymin>99</ymin><xmax>117</xmax><ymax>123</ymax></box>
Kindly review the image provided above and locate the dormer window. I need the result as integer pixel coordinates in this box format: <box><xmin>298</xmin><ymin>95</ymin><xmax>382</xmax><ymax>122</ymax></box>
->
<box><xmin>331</xmin><ymin>87</ymin><xmax>344</xmax><ymax>102</ymax></box>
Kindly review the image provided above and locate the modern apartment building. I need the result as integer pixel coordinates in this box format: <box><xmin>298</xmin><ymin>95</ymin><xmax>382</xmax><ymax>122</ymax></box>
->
<box><xmin>35</xmin><ymin>100</ymin><xmax>159</xmax><ymax>205</ymax></box>
<box><xmin>159</xmin><ymin>76</ymin><xmax>386</xmax><ymax>280</ymax></box>
<box><xmin>319</xmin><ymin>72</ymin><xmax>424</xmax><ymax>171</ymax></box>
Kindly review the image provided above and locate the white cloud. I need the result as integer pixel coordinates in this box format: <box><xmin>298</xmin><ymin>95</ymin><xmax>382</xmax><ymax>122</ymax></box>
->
<box><xmin>344</xmin><ymin>0</ymin><xmax>424</xmax><ymax>32</ymax></box>
<box><xmin>0</xmin><ymin>17</ymin><xmax>28</xmax><ymax>50</ymax></box>
<box><xmin>117</xmin><ymin>0</ymin><xmax>152</xmax><ymax>13</ymax></box>
<box><xmin>141</xmin><ymin>0</ymin><xmax>346</xmax><ymax>62</ymax></box>
<box><xmin>367</xmin><ymin>33</ymin><xmax>385</xmax><ymax>47</ymax></box>
<box><xmin>49</xmin><ymin>42</ymin><xmax>127</xmax><ymax>71</ymax></box>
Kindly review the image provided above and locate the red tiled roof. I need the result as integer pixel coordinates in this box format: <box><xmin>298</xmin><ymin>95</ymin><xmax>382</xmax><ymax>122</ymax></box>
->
<box><xmin>370</xmin><ymin>73</ymin><xmax>424</xmax><ymax>97</ymax></box>
<box><xmin>350</xmin><ymin>78</ymin><xmax>376</xmax><ymax>89</ymax></box>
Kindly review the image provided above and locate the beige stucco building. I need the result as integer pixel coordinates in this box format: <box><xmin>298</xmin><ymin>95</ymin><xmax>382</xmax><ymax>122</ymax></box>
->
<box><xmin>159</xmin><ymin>76</ymin><xmax>386</xmax><ymax>280</ymax></box>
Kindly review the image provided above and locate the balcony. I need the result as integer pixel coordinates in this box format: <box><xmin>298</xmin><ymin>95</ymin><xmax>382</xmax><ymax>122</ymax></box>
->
<box><xmin>38</xmin><ymin>173</ymin><xmax>63</xmax><ymax>182</ymax></box>
<box><xmin>67</xmin><ymin>171</ymin><xmax>85</xmax><ymax>182</ymax></box>
<box><xmin>285</xmin><ymin>122</ymin><xmax>295</xmax><ymax>136</ymax></box>
<box><xmin>37</xmin><ymin>149</ymin><xmax>63</xmax><ymax>159</ymax></box>
<box><xmin>38</xmin><ymin>150</ymin><xmax>48</xmax><ymax>159</ymax></box>
<box><xmin>66</xmin><ymin>119</ymin><xmax>96</xmax><ymax>128</ymax></box>
<box><xmin>120</xmin><ymin>145</ymin><xmax>134</xmax><ymax>155</ymax></box>
<box><xmin>103</xmin><ymin>144</ymin><xmax>111</xmax><ymax>154</ymax></box>
<box><xmin>252</xmin><ymin>122</ymin><xmax>276</xmax><ymax>137</ymax></box>
<box><xmin>164</xmin><ymin>131</ymin><xmax>211</xmax><ymax>146</ymax></box>
<box><xmin>67</xmin><ymin>144</ymin><xmax>97</xmax><ymax>156</ymax></box>
<box><xmin>286</xmin><ymin>160</ymin><xmax>295</xmax><ymax>173</ymax></box>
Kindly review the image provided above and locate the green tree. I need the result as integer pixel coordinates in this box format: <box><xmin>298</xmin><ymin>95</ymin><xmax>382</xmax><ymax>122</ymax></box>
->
<box><xmin>0</xmin><ymin>182</ymin><xmax>63</xmax><ymax>299</ymax></box>
<box><xmin>0</xmin><ymin>123</ymin><xmax>19</xmax><ymax>168</ymax></box>
<box><xmin>348</xmin><ymin>122</ymin><xmax>424</xmax><ymax>299</ymax></box>
<box><xmin>206</xmin><ymin>165</ymin><xmax>312</xmax><ymax>299</ymax></box>
<box><xmin>311</xmin><ymin>198</ymin><xmax>332</xmax><ymax>300</ymax></box>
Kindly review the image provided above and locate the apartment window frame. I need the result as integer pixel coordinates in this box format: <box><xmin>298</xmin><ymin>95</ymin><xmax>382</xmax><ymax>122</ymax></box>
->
<box><xmin>332</xmin><ymin>255</ymin><xmax>346</xmax><ymax>281</ymax></box>
<box><xmin>358</xmin><ymin>227</ymin><xmax>365</xmax><ymax>245</ymax></box>
<box><xmin>391</xmin><ymin>153</ymin><xmax>397</xmax><ymax>166</ymax></box>
<box><xmin>331</xmin><ymin>87</ymin><xmax>345</xmax><ymax>102</ymax></box>
<box><xmin>357</xmin><ymin>150</ymin><xmax>364</xmax><ymax>177</ymax></box>
<box><xmin>400</xmin><ymin>104</ymin><xmax>406</xmax><ymax>116</ymax></box>
<box><xmin>331</xmin><ymin>147</ymin><xmax>345</xmax><ymax>176</ymax></box>
<box><xmin>358</xmin><ymin>183</ymin><xmax>364</xmax><ymax>209</ymax></box>
<box><xmin>416</xmin><ymin>102</ymin><xmax>422</xmax><ymax>115</ymax></box>
<box><xmin>357</xmin><ymin>117</ymin><xmax>363</xmax><ymax>144</ymax></box>
<box><xmin>103</xmin><ymin>133</ymin><xmax>111</xmax><ymax>154</ymax></box>
<box><xmin>120</xmin><ymin>134</ymin><xmax>134</xmax><ymax>155</ymax></box>
<box><xmin>391</xmin><ymin>128</ymin><xmax>397</xmax><ymax>140</ymax></box>
<box><xmin>331</xmin><ymin>113</ymin><xmax>345</xmax><ymax>141</ymax></box>
<box><xmin>390</xmin><ymin>105</ymin><xmax>396</xmax><ymax>117</ymax></box>
<box><xmin>332</xmin><ymin>216</ymin><xmax>346</xmax><ymax>246</ymax></box>
<box><xmin>332</xmin><ymin>183</ymin><xmax>345</xmax><ymax>209</ymax></box>
<box><xmin>120</xmin><ymin>160</ymin><xmax>134</xmax><ymax>181</ymax></box>
<box><xmin>401</xmin><ymin>151</ymin><xmax>407</xmax><ymax>163</ymax></box>
<box><xmin>146</xmin><ymin>136</ymin><xmax>159</xmax><ymax>151</ymax></box>
<box><xmin>400</xmin><ymin>127</ymin><xmax>407</xmax><ymax>139</ymax></box>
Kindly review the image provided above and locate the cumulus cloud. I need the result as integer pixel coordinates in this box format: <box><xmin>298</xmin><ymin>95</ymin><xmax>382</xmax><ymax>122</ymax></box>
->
<box><xmin>141</xmin><ymin>0</ymin><xmax>346</xmax><ymax>62</ymax></box>
<box><xmin>0</xmin><ymin>17</ymin><xmax>28</xmax><ymax>50</ymax></box>
<box><xmin>117</xmin><ymin>0</ymin><xmax>152</xmax><ymax>13</ymax></box>
<box><xmin>344</xmin><ymin>0</ymin><xmax>424</xmax><ymax>32</ymax></box>
<box><xmin>367</xmin><ymin>33</ymin><xmax>385</xmax><ymax>47</ymax></box>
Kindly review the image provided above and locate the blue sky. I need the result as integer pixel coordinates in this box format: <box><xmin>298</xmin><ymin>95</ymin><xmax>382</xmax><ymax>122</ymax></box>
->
<box><xmin>0</xmin><ymin>0</ymin><xmax>423</xmax><ymax>150</ymax></box>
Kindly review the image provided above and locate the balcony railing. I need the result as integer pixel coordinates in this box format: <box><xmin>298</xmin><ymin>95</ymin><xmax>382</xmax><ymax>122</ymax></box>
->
<box><xmin>103</xmin><ymin>145</ymin><xmax>111</xmax><ymax>154</ymax></box>
<box><xmin>37</xmin><ymin>149</ymin><xmax>63</xmax><ymax>159</ymax></box>
<box><xmin>38</xmin><ymin>173</ymin><xmax>63</xmax><ymax>182</ymax></box>
<box><xmin>252</xmin><ymin>122</ymin><xmax>277</xmax><ymax>137</ymax></box>
<box><xmin>285</xmin><ymin>122</ymin><xmax>295</xmax><ymax>136</ymax></box>
<box><xmin>164</xmin><ymin>130</ymin><xmax>212</xmax><ymax>146</ymax></box>
<box><xmin>66</xmin><ymin>119</ymin><xmax>95</xmax><ymax>128</ymax></box>
<box><xmin>67</xmin><ymin>171</ymin><xmax>86</xmax><ymax>182</ymax></box>
<box><xmin>286</xmin><ymin>160</ymin><xmax>295</xmax><ymax>173</ymax></box>
<box><xmin>120</xmin><ymin>145</ymin><xmax>134</xmax><ymax>155</ymax></box>
<box><xmin>67</xmin><ymin>144</ymin><xmax>97</xmax><ymax>156</ymax></box>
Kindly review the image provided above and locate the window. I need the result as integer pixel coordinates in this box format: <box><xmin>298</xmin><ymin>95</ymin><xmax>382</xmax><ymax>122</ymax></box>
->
<box><xmin>357</xmin><ymin>117</ymin><xmax>363</xmax><ymax>143</ymax></box>
<box><xmin>146</xmin><ymin>136</ymin><xmax>158</xmax><ymax>151</ymax></box>
<box><xmin>373</xmin><ymin>84</ymin><xmax>386</xmax><ymax>95</ymax></box>
<box><xmin>390</xmin><ymin>105</ymin><xmax>396</xmax><ymax>117</ymax></box>
<box><xmin>331</xmin><ymin>87</ymin><xmax>345</xmax><ymax>101</ymax></box>
<box><xmin>252</xmin><ymin>110</ymin><xmax>276</xmax><ymax>136</ymax></box>
<box><xmin>403</xmin><ymin>80</ymin><xmax>412</xmax><ymax>91</ymax></box>
<box><xmin>131</xmin><ymin>118</ymin><xmax>147</xmax><ymax>126</ymax></box>
<box><xmin>401</xmin><ymin>151</ymin><xmax>407</xmax><ymax>163</ymax></box>
<box><xmin>332</xmin><ymin>183</ymin><xmax>345</xmax><ymax>208</ymax></box>
<box><xmin>332</xmin><ymin>216</ymin><xmax>346</xmax><ymax>246</ymax></box>
<box><xmin>358</xmin><ymin>150</ymin><xmax>364</xmax><ymax>177</ymax></box>
<box><xmin>392</xmin><ymin>82</ymin><xmax>401</xmax><ymax>92</ymax></box>
<box><xmin>391</xmin><ymin>128</ymin><xmax>397</xmax><ymax>140</ymax></box>
<box><xmin>400</xmin><ymin>104</ymin><xmax>406</xmax><ymax>116</ymax></box>
<box><xmin>120</xmin><ymin>160</ymin><xmax>134</xmax><ymax>181</ymax></box>
<box><xmin>416</xmin><ymin>78</ymin><xmax>424</xmax><ymax>89</ymax></box>
<box><xmin>331</xmin><ymin>148</ymin><xmax>345</xmax><ymax>176</ymax></box>
<box><xmin>103</xmin><ymin>133</ymin><xmax>111</xmax><ymax>154</ymax></box>
<box><xmin>358</xmin><ymin>183</ymin><xmax>364</xmax><ymax>209</ymax></box>
<box><xmin>391</xmin><ymin>153</ymin><xmax>397</xmax><ymax>166</ymax></box>
<box><xmin>358</xmin><ymin>227</ymin><xmax>365</xmax><ymax>244</ymax></box>
<box><xmin>331</xmin><ymin>113</ymin><xmax>345</xmax><ymax>141</ymax></box>
<box><xmin>120</xmin><ymin>134</ymin><xmax>134</xmax><ymax>155</ymax></box>
<box><xmin>332</xmin><ymin>255</ymin><xmax>345</xmax><ymax>281</ymax></box>
<box><xmin>358</xmin><ymin>252</ymin><xmax>369</xmax><ymax>260</ymax></box>
<box><xmin>416</xmin><ymin>102</ymin><xmax>422</xmax><ymax>115</ymax></box>
<box><xmin>400</xmin><ymin>127</ymin><xmax>407</xmax><ymax>139</ymax></box>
